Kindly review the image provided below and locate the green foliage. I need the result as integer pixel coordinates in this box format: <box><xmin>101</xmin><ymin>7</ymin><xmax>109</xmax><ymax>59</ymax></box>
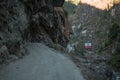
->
<box><xmin>108</xmin><ymin>23</ymin><xmax>120</xmax><ymax>70</ymax></box>
<box><xmin>116</xmin><ymin>43</ymin><xmax>120</xmax><ymax>54</ymax></box>
<box><xmin>108</xmin><ymin>23</ymin><xmax>120</xmax><ymax>42</ymax></box>
<box><xmin>98</xmin><ymin>38</ymin><xmax>110</xmax><ymax>52</ymax></box>
<box><xmin>74</xmin><ymin>42</ymin><xmax>85</xmax><ymax>56</ymax></box>
<box><xmin>95</xmin><ymin>30</ymin><xmax>105</xmax><ymax>37</ymax></box>
<box><xmin>63</xmin><ymin>1</ymin><xmax>76</xmax><ymax>15</ymax></box>
<box><xmin>108</xmin><ymin>42</ymin><xmax>120</xmax><ymax>71</ymax></box>
<box><xmin>108</xmin><ymin>54</ymin><xmax>120</xmax><ymax>70</ymax></box>
<box><xmin>117</xmin><ymin>33</ymin><xmax>120</xmax><ymax>42</ymax></box>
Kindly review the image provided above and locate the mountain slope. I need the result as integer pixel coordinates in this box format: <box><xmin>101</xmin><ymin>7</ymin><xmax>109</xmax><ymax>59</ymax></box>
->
<box><xmin>68</xmin><ymin>1</ymin><xmax>120</xmax><ymax>80</ymax></box>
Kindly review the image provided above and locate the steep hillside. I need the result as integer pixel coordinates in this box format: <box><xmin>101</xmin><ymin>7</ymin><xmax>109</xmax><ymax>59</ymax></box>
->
<box><xmin>0</xmin><ymin>0</ymin><xmax>70</xmax><ymax>63</ymax></box>
<box><xmin>68</xmin><ymin>1</ymin><xmax>120</xmax><ymax>80</ymax></box>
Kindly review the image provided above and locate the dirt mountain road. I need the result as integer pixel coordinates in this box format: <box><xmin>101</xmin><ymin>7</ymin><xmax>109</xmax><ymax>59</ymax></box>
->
<box><xmin>0</xmin><ymin>43</ymin><xmax>85</xmax><ymax>80</ymax></box>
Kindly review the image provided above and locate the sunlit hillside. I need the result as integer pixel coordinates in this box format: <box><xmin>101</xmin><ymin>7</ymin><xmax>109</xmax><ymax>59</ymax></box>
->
<box><xmin>65</xmin><ymin>0</ymin><xmax>80</xmax><ymax>5</ymax></box>
<box><xmin>65</xmin><ymin>0</ymin><xmax>120</xmax><ymax>10</ymax></box>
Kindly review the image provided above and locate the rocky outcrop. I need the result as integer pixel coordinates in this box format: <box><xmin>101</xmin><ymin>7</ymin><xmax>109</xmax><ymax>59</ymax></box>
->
<box><xmin>0</xmin><ymin>0</ymin><xmax>70</xmax><ymax>63</ymax></box>
<box><xmin>0</xmin><ymin>0</ymin><xmax>28</xmax><ymax>63</ymax></box>
<box><xmin>23</xmin><ymin>0</ymin><xmax>70</xmax><ymax>47</ymax></box>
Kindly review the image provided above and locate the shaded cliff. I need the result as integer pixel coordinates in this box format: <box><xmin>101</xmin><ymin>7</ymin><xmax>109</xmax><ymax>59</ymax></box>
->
<box><xmin>0</xmin><ymin>0</ymin><xmax>28</xmax><ymax>63</ymax></box>
<box><xmin>23</xmin><ymin>0</ymin><xmax>70</xmax><ymax>47</ymax></box>
<box><xmin>0</xmin><ymin>0</ymin><xmax>70</xmax><ymax>63</ymax></box>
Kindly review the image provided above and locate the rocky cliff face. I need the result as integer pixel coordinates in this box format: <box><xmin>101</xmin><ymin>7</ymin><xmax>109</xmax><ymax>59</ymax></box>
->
<box><xmin>23</xmin><ymin>0</ymin><xmax>70</xmax><ymax>47</ymax></box>
<box><xmin>0</xmin><ymin>0</ymin><xmax>70</xmax><ymax>63</ymax></box>
<box><xmin>0</xmin><ymin>0</ymin><xmax>28</xmax><ymax>63</ymax></box>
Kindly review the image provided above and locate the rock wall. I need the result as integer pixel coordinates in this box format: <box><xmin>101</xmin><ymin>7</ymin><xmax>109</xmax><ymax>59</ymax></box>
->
<box><xmin>0</xmin><ymin>0</ymin><xmax>28</xmax><ymax>63</ymax></box>
<box><xmin>0</xmin><ymin>0</ymin><xmax>70</xmax><ymax>63</ymax></box>
<box><xmin>23</xmin><ymin>0</ymin><xmax>70</xmax><ymax>47</ymax></box>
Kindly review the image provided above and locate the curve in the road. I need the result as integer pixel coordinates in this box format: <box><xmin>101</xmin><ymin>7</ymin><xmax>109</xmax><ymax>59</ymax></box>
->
<box><xmin>0</xmin><ymin>43</ymin><xmax>85</xmax><ymax>80</ymax></box>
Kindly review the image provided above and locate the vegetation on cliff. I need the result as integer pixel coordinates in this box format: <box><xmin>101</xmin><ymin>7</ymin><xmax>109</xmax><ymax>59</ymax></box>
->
<box><xmin>108</xmin><ymin>23</ymin><xmax>120</xmax><ymax>71</ymax></box>
<box><xmin>67</xmin><ymin>0</ymin><xmax>120</xmax><ymax>80</ymax></box>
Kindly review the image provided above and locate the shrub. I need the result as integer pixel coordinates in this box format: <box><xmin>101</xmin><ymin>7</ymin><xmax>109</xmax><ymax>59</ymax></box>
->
<box><xmin>108</xmin><ymin>23</ymin><xmax>120</xmax><ymax>42</ymax></box>
<box><xmin>107</xmin><ymin>23</ymin><xmax>120</xmax><ymax>71</ymax></box>
<box><xmin>108</xmin><ymin>42</ymin><xmax>120</xmax><ymax>71</ymax></box>
<box><xmin>74</xmin><ymin>43</ymin><xmax>85</xmax><ymax>56</ymax></box>
<box><xmin>115</xmin><ymin>42</ymin><xmax>120</xmax><ymax>54</ymax></box>
<box><xmin>108</xmin><ymin>54</ymin><xmax>120</xmax><ymax>71</ymax></box>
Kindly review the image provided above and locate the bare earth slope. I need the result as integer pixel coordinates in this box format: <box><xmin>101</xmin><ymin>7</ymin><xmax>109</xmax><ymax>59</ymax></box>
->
<box><xmin>0</xmin><ymin>43</ymin><xmax>85</xmax><ymax>80</ymax></box>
